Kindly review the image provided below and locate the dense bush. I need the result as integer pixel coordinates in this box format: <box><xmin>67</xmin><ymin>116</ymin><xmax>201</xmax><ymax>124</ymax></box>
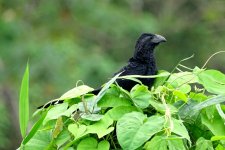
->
<box><xmin>18</xmin><ymin>55</ymin><xmax>225</xmax><ymax>149</ymax></box>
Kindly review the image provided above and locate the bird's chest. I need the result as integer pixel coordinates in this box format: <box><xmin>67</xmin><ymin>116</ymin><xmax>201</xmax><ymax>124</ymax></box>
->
<box><xmin>117</xmin><ymin>62</ymin><xmax>157</xmax><ymax>90</ymax></box>
<box><xmin>126</xmin><ymin>62</ymin><xmax>156</xmax><ymax>75</ymax></box>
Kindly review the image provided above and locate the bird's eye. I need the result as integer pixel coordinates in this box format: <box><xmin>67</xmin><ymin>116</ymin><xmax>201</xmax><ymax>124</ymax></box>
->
<box><xmin>148</xmin><ymin>36</ymin><xmax>153</xmax><ymax>41</ymax></box>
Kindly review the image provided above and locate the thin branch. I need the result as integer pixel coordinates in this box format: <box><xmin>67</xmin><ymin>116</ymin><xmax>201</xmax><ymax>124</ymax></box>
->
<box><xmin>201</xmin><ymin>51</ymin><xmax>225</xmax><ymax>69</ymax></box>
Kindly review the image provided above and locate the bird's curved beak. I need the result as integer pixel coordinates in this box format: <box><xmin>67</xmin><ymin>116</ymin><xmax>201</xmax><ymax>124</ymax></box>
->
<box><xmin>152</xmin><ymin>34</ymin><xmax>167</xmax><ymax>43</ymax></box>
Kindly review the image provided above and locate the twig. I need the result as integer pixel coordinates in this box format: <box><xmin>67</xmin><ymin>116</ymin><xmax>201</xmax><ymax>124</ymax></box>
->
<box><xmin>201</xmin><ymin>51</ymin><xmax>225</xmax><ymax>69</ymax></box>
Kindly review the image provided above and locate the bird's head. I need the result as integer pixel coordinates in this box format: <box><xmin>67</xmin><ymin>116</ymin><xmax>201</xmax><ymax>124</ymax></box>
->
<box><xmin>134</xmin><ymin>33</ymin><xmax>166</xmax><ymax>61</ymax></box>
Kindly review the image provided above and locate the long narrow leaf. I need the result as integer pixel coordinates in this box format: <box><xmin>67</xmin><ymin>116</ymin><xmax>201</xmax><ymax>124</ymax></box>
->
<box><xmin>186</xmin><ymin>95</ymin><xmax>225</xmax><ymax>117</ymax></box>
<box><xmin>118</xmin><ymin>72</ymin><xmax>170</xmax><ymax>79</ymax></box>
<box><xmin>19</xmin><ymin>63</ymin><xmax>30</xmax><ymax>138</ymax></box>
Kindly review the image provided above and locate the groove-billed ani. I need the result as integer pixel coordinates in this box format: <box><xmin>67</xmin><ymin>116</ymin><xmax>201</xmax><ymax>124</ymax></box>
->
<box><xmin>92</xmin><ymin>33</ymin><xmax>166</xmax><ymax>94</ymax></box>
<box><xmin>38</xmin><ymin>33</ymin><xmax>166</xmax><ymax>108</ymax></box>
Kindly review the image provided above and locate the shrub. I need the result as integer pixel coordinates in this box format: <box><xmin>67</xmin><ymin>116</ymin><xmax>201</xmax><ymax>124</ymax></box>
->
<box><xmin>18</xmin><ymin>55</ymin><xmax>225</xmax><ymax>150</ymax></box>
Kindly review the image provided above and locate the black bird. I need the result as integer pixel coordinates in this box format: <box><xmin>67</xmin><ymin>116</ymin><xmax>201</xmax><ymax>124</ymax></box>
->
<box><xmin>92</xmin><ymin>33</ymin><xmax>166</xmax><ymax>94</ymax></box>
<box><xmin>38</xmin><ymin>33</ymin><xmax>166</xmax><ymax>108</ymax></box>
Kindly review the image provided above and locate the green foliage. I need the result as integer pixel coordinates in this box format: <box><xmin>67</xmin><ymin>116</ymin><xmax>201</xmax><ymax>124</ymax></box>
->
<box><xmin>18</xmin><ymin>60</ymin><xmax>225</xmax><ymax>149</ymax></box>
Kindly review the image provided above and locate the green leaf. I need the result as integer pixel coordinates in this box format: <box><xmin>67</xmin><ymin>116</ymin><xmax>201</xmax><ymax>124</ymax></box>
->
<box><xmin>78</xmin><ymin>96</ymin><xmax>100</xmax><ymax>113</ymax></box>
<box><xmin>178</xmin><ymin>84</ymin><xmax>192</xmax><ymax>94</ymax></box>
<box><xmin>55</xmin><ymin>129</ymin><xmax>71</xmax><ymax>148</ymax></box>
<box><xmin>118</xmin><ymin>72</ymin><xmax>171</xmax><ymax>80</ymax></box>
<box><xmin>186</xmin><ymin>95</ymin><xmax>225</xmax><ymax>117</ymax></box>
<box><xmin>86</xmin><ymin>115</ymin><xmax>114</xmax><ymax>138</ymax></box>
<box><xmin>92</xmin><ymin>72</ymin><xmax>122</xmax><ymax>111</ymax></box>
<box><xmin>144</xmin><ymin>136</ymin><xmax>167</xmax><ymax>150</ymax></box>
<box><xmin>144</xmin><ymin>135</ymin><xmax>186</xmax><ymax>150</ymax></box>
<box><xmin>43</xmin><ymin>103</ymin><xmax>68</xmax><ymax>125</ymax></box>
<box><xmin>178</xmin><ymin>100</ymin><xmax>200</xmax><ymax>123</ymax></box>
<box><xmin>118</xmin><ymin>76</ymin><xmax>142</xmax><ymax>84</ymax></box>
<box><xmin>189</xmin><ymin>92</ymin><xmax>208</xmax><ymax>102</ymax></box>
<box><xmin>98</xmin><ymin>86</ymin><xmax>132</xmax><ymax>107</ymax></box>
<box><xmin>201</xmin><ymin>107</ymin><xmax>225</xmax><ymax>136</ymax></box>
<box><xmin>216</xmin><ymin>104</ymin><xmax>225</xmax><ymax>121</ymax></box>
<box><xmin>77</xmin><ymin>137</ymin><xmax>110</xmax><ymax>150</ymax></box>
<box><xmin>216</xmin><ymin>144</ymin><xmax>225</xmax><ymax>150</ymax></box>
<box><xmin>168</xmin><ymin>72</ymin><xmax>197</xmax><ymax>87</ymax></box>
<box><xmin>60</xmin><ymin>85</ymin><xmax>94</xmax><ymax>100</ymax></box>
<box><xmin>117</xmin><ymin>112</ymin><xmax>165</xmax><ymax>150</ymax></box>
<box><xmin>197</xmin><ymin>70</ymin><xmax>225</xmax><ymax>94</ymax></box>
<box><xmin>66</xmin><ymin>115</ymin><xmax>113</xmax><ymax>149</ymax></box>
<box><xmin>63</xmin><ymin>104</ymin><xmax>78</xmax><ymax>117</ymax></box>
<box><xmin>211</xmin><ymin>136</ymin><xmax>225</xmax><ymax>141</ymax></box>
<box><xmin>81</xmin><ymin>114</ymin><xmax>104</xmax><ymax>121</ymax></box>
<box><xmin>153</xmin><ymin>70</ymin><xmax>170</xmax><ymax>87</ymax></box>
<box><xmin>19</xmin><ymin>63</ymin><xmax>30</xmax><ymax>138</ymax></box>
<box><xmin>130</xmin><ymin>85</ymin><xmax>152</xmax><ymax>109</ymax></box>
<box><xmin>149</xmin><ymin>100</ymin><xmax>178</xmax><ymax>114</ymax></box>
<box><xmin>171</xmin><ymin>118</ymin><xmax>191</xmax><ymax>144</ymax></box>
<box><xmin>22</xmin><ymin>111</ymin><xmax>47</xmax><ymax>145</ymax></box>
<box><xmin>68</xmin><ymin>124</ymin><xmax>87</xmax><ymax>140</ymax></box>
<box><xmin>195</xmin><ymin>137</ymin><xmax>214</xmax><ymax>150</ymax></box>
<box><xmin>106</xmin><ymin>106</ymin><xmax>139</xmax><ymax>121</ymax></box>
<box><xmin>173</xmin><ymin>90</ymin><xmax>188</xmax><ymax>102</ymax></box>
<box><xmin>43</xmin><ymin>103</ymin><xmax>78</xmax><ymax>125</ymax></box>
<box><xmin>23</xmin><ymin>130</ymin><xmax>54</xmax><ymax>150</ymax></box>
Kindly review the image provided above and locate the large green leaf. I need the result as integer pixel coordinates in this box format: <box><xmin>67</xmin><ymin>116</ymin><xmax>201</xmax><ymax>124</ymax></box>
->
<box><xmin>19</xmin><ymin>63</ymin><xmax>30</xmax><ymax>138</ymax></box>
<box><xmin>117</xmin><ymin>112</ymin><xmax>165</xmax><ymax>150</ymax></box>
<box><xmin>197</xmin><ymin>70</ymin><xmax>225</xmax><ymax>94</ymax></box>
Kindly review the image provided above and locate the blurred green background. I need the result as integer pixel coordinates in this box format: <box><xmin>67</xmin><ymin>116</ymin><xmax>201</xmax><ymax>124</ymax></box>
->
<box><xmin>0</xmin><ymin>0</ymin><xmax>225</xmax><ymax>149</ymax></box>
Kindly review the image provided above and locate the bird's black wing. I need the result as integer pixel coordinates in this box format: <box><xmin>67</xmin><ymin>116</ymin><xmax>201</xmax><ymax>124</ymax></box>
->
<box><xmin>115</xmin><ymin>61</ymin><xmax>148</xmax><ymax>91</ymax></box>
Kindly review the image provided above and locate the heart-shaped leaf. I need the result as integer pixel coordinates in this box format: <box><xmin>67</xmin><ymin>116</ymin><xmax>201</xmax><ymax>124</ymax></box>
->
<box><xmin>68</xmin><ymin>124</ymin><xmax>87</xmax><ymax>140</ymax></box>
<box><xmin>117</xmin><ymin>112</ymin><xmax>165</xmax><ymax>150</ymax></box>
